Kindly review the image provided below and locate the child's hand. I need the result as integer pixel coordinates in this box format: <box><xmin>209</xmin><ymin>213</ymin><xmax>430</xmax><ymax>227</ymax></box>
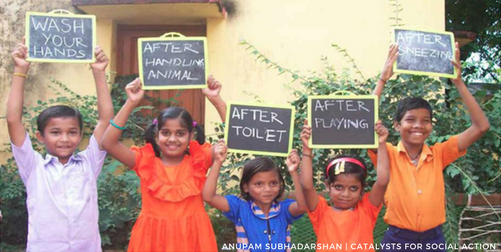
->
<box><xmin>380</xmin><ymin>44</ymin><xmax>398</xmax><ymax>83</ymax></box>
<box><xmin>11</xmin><ymin>38</ymin><xmax>30</xmax><ymax>73</ymax></box>
<box><xmin>375</xmin><ymin>120</ymin><xmax>389</xmax><ymax>144</ymax></box>
<box><xmin>125</xmin><ymin>78</ymin><xmax>144</xmax><ymax>105</ymax></box>
<box><xmin>213</xmin><ymin>139</ymin><xmax>228</xmax><ymax>163</ymax></box>
<box><xmin>450</xmin><ymin>42</ymin><xmax>463</xmax><ymax>86</ymax></box>
<box><xmin>285</xmin><ymin>149</ymin><xmax>300</xmax><ymax>173</ymax></box>
<box><xmin>90</xmin><ymin>46</ymin><xmax>109</xmax><ymax>72</ymax></box>
<box><xmin>301</xmin><ymin>119</ymin><xmax>312</xmax><ymax>150</ymax></box>
<box><xmin>202</xmin><ymin>75</ymin><xmax>222</xmax><ymax>99</ymax></box>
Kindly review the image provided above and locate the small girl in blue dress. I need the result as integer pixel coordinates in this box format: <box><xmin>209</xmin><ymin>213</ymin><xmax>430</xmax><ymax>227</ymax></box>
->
<box><xmin>203</xmin><ymin>141</ymin><xmax>307</xmax><ymax>252</ymax></box>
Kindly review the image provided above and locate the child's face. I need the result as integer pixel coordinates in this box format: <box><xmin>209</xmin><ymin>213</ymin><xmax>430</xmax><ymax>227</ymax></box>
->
<box><xmin>157</xmin><ymin>118</ymin><xmax>193</xmax><ymax>158</ymax></box>
<box><xmin>394</xmin><ymin>108</ymin><xmax>433</xmax><ymax>147</ymax></box>
<box><xmin>36</xmin><ymin>117</ymin><xmax>82</xmax><ymax>164</ymax></box>
<box><xmin>243</xmin><ymin>170</ymin><xmax>281</xmax><ymax>207</ymax></box>
<box><xmin>328</xmin><ymin>174</ymin><xmax>363</xmax><ymax>210</ymax></box>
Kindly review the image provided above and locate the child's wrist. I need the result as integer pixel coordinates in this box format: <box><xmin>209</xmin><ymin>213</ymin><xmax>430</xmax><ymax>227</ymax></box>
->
<box><xmin>14</xmin><ymin>67</ymin><xmax>28</xmax><ymax>74</ymax></box>
<box><xmin>126</xmin><ymin>99</ymin><xmax>140</xmax><ymax>108</ymax></box>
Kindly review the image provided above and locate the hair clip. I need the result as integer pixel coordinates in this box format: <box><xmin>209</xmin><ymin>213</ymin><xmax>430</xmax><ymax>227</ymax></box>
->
<box><xmin>193</xmin><ymin>121</ymin><xmax>197</xmax><ymax>127</ymax></box>
<box><xmin>334</xmin><ymin>162</ymin><xmax>346</xmax><ymax>175</ymax></box>
<box><xmin>152</xmin><ymin>118</ymin><xmax>158</xmax><ymax>126</ymax></box>
<box><xmin>326</xmin><ymin>157</ymin><xmax>365</xmax><ymax>179</ymax></box>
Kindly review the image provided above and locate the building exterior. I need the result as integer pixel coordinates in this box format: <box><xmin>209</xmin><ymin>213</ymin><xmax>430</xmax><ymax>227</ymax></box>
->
<box><xmin>0</xmin><ymin>0</ymin><xmax>445</xmax><ymax>159</ymax></box>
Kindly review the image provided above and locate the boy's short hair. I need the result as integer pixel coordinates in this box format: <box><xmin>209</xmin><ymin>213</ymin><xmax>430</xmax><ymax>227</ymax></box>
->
<box><xmin>394</xmin><ymin>97</ymin><xmax>433</xmax><ymax>123</ymax></box>
<box><xmin>37</xmin><ymin>105</ymin><xmax>83</xmax><ymax>135</ymax></box>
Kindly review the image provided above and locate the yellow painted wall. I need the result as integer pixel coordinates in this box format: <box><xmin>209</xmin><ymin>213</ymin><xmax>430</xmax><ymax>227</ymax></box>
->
<box><xmin>0</xmin><ymin>0</ymin><xmax>444</xmax><ymax>160</ymax></box>
<box><xmin>204</xmin><ymin>0</ymin><xmax>445</xmax><ymax>133</ymax></box>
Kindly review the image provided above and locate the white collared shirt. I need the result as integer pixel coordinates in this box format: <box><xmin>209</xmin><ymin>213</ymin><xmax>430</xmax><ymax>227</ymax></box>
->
<box><xmin>12</xmin><ymin>133</ymin><xmax>106</xmax><ymax>252</ymax></box>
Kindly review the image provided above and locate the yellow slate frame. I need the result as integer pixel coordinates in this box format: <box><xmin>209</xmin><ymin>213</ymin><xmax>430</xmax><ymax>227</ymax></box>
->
<box><xmin>307</xmin><ymin>93</ymin><xmax>379</xmax><ymax>149</ymax></box>
<box><xmin>25</xmin><ymin>10</ymin><xmax>96</xmax><ymax>63</ymax></box>
<box><xmin>224</xmin><ymin>101</ymin><xmax>296</xmax><ymax>157</ymax></box>
<box><xmin>138</xmin><ymin>33</ymin><xmax>209</xmax><ymax>90</ymax></box>
<box><xmin>392</xmin><ymin>27</ymin><xmax>457</xmax><ymax>79</ymax></box>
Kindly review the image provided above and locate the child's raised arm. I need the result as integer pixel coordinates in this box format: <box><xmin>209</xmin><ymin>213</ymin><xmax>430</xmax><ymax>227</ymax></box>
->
<box><xmin>450</xmin><ymin>42</ymin><xmax>490</xmax><ymax>152</ymax></box>
<box><xmin>373</xmin><ymin>44</ymin><xmax>398</xmax><ymax>100</ymax></box>
<box><xmin>299</xmin><ymin>120</ymin><xmax>319</xmax><ymax>212</ymax></box>
<box><xmin>202</xmin><ymin>139</ymin><xmax>230</xmax><ymax>212</ymax></box>
<box><xmin>368</xmin><ymin>120</ymin><xmax>390</xmax><ymax>207</ymax></box>
<box><xmin>101</xmin><ymin>78</ymin><xmax>144</xmax><ymax>168</ymax></box>
<box><xmin>7</xmin><ymin>38</ymin><xmax>30</xmax><ymax>147</ymax></box>
<box><xmin>203</xmin><ymin>76</ymin><xmax>226</xmax><ymax>123</ymax></box>
<box><xmin>90</xmin><ymin>46</ymin><xmax>114</xmax><ymax>149</ymax></box>
<box><xmin>286</xmin><ymin>149</ymin><xmax>307</xmax><ymax>216</ymax></box>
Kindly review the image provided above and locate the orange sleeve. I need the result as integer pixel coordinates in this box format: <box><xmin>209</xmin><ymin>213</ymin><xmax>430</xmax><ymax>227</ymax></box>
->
<box><xmin>131</xmin><ymin>144</ymin><xmax>156</xmax><ymax>179</ymax></box>
<box><xmin>189</xmin><ymin>141</ymin><xmax>213</xmax><ymax>173</ymax></box>
<box><xmin>307</xmin><ymin>195</ymin><xmax>328</xmax><ymax>234</ymax></box>
<box><xmin>434</xmin><ymin>135</ymin><xmax>467</xmax><ymax>169</ymax></box>
<box><xmin>362</xmin><ymin>193</ymin><xmax>382</xmax><ymax>224</ymax></box>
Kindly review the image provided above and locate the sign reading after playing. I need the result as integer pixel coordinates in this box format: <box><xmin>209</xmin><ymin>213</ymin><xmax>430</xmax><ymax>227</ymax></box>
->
<box><xmin>225</xmin><ymin>103</ymin><xmax>295</xmax><ymax>157</ymax></box>
<box><xmin>308</xmin><ymin>95</ymin><xmax>378</xmax><ymax>149</ymax></box>
<box><xmin>393</xmin><ymin>27</ymin><xmax>456</xmax><ymax>78</ymax></box>
<box><xmin>26</xmin><ymin>11</ymin><xmax>96</xmax><ymax>63</ymax></box>
<box><xmin>138</xmin><ymin>35</ymin><xmax>208</xmax><ymax>90</ymax></box>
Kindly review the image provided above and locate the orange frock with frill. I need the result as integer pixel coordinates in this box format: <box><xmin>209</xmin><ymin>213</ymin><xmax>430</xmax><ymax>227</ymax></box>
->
<box><xmin>127</xmin><ymin>141</ymin><xmax>218</xmax><ymax>252</ymax></box>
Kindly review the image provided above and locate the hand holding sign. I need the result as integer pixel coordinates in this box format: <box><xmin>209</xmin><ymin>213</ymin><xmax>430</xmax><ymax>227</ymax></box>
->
<box><xmin>125</xmin><ymin>78</ymin><xmax>145</xmax><ymax>106</ymax></box>
<box><xmin>90</xmin><ymin>46</ymin><xmax>109</xmax><ymax>72</ymax></box>
<box><xmin>375</xmin><ymin>120</ymin><xmax>389</xmax><ymax>144</ymax></box>
<box><xmin>450</xmin><ymin>42</ymin><xmax>464</xmax><ymax>86</ymax></box>
<box><xmin>380</xmin><ymin>44</ymin><xmax>399</xmax><ymax>82</ymax></box>
<box><xmin>286</xmin><ymin>149</ymin><xmax>300</xmax><ymax>173</ymax></box>
<box><xmin>213</xmin><ymin>139</ymin><xmax>228</xmax><ymax>164</ymax></box>
<box><xmin>11</xmin><ymin>37</ymin><xmax>30</xmax><ymax>73</ymax></box>
<box><xmin>203</xmin><ymin>75</ymin><xmax>222</xmax><ymax>99</ymax></box>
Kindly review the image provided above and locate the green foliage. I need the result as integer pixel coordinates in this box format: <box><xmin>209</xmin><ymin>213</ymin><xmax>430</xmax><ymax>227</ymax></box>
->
<box><xmin>446</xmin><ymin>0</ymin><xmax>501</xmax><ymax>82</ymax></box>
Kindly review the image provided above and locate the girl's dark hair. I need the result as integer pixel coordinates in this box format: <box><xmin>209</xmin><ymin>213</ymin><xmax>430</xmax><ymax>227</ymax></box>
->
<box><xmin>394</xmin><ymin>97</ymin><xmax>433</xmax><ymax>123</ymax></box>
<box><xmin>325</xmin><ymin>154</ymin><xmax>367</xmax><ymax>188</ymax></box>
<box><xmin>239</xmin><ymin>157</ymin><xmax>285</xmax><ymax>201</ymax></box>
<box><xmin>37</xmin><ymin>105</ymin><xmax>83</xmax><ymax>136</ymax></box>
<box><xmin>145</xmin><ymin>107</ymin><xmax>205</xmax><ymax>157</ymax></box>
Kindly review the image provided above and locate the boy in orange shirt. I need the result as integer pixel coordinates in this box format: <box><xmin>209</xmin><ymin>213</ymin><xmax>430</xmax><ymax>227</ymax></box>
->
<box><xmin>371</xmin><ymin>43</ymin><xmax>490</xmax><ymax>251</ymax></box>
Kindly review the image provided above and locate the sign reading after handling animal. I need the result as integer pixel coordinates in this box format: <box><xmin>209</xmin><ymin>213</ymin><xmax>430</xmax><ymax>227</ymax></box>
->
<box><xmin>393</xmin><ymin>27</ymin><xmax>456</xmax><ymax>78</ymax></box>
<box><xmin>308</xmin><ymin>95</ymin><xmax>378</xmax><ymax>149</ymax></box>
<box><xmin>26</xmin><ymin>11</ymin><xmax>96</xmax><ymax>63</ymax></box>
<box><xmin>138</xmin><ymin>33</ymin><xmax>209</xmax><ymax>90</ymax></box>
<box><xmin>224</xmin><ymin>103</ymin><xmax>295</xmax><ymax>157</ymax></box>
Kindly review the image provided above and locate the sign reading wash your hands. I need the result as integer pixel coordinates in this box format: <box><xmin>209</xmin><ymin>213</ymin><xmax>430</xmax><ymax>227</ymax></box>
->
<box><xmin>138</xmin><ymin>33</ymin><xmax>209</xmax><ymax>90</ymax></box>
<box><xmin>26</xmin><ymin>11</ymin><xmax>96</xmax><ymax>63</ymax></box>
<box><xmin>225</xmin><ymin>103</ymin><xmax>295</xmax><ymax>157</ymax></box>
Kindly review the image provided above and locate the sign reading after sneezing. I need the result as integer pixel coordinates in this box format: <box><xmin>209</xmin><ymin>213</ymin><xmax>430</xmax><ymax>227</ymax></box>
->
<box><xmin>225</xmin><ymin>103</ymin><xmax>295</xmax><ymax>157</ymax></box>
<box><xmin>393</xmin><ymin>27</ymin><xmax>456</xmax><ymax>78</ymax></box>
<box><xmin>138</xmin><ymin>34</ymin><xmax>209</xmax><ymax>90</ymax></box>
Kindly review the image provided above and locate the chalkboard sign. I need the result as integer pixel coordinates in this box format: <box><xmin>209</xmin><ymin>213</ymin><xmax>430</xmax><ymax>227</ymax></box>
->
<box><xmin>393</xmin><ymin>27</ymin><xmax>456</xmax><ymax>78</ymax></box>
<box><xmin>138</xmin><ymin>33</ymin><xmax>209</xmax><ymax>90</ymax></box>
<box><xmin>25</xmin><ymin>11</ymin><xmax>96</xmax><ymax>63</ymax></box>
<box><xmin>224</xmin><ymin>102</ymin><xmax>295</xmax><ymax>157</ymax></box>
<box><xmin>308</xmin><ymin>94</ymin><xmax>378</xmax><ymax>149</ymax></box>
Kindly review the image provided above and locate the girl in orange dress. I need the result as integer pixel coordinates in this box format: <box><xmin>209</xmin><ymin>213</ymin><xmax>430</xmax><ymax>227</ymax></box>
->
<box><xmin>101</xmin><ymin>76</ymin><xmax>226</xmax><ymax>252</ymax></box>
